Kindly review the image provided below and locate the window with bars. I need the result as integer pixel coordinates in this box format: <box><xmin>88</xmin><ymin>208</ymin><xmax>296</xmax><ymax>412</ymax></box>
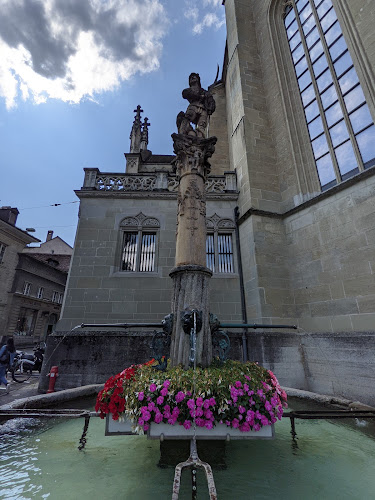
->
<box><xmin>119</xmin><ymin>213</ymin><xmax>160</xmax><ymax>273</ymax></box>
<box><xmin>206</xmin><ymin>233</ymin><xmax>234</xmax><ymax>273</ymax></box>
<box><xmin>284</xmin><ymin>0</ymin><xmax>375</xmax><ymax>190</ymax></box>
<box><xmin>0</xmin><ymin>242</ymin><xmax>6</xmax><ymax>264</ymax></box>
<box><xmin>121</xmin><ymin>232</ymin><xmax>156</xmax><ymax>272</ymax></box>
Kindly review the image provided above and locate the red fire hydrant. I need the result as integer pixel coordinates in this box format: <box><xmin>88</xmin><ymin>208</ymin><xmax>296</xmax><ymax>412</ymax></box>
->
<box><xmin>47</xmin><ymin>366</ymin><xmax>59</xmax><ymax>393</ymax></box>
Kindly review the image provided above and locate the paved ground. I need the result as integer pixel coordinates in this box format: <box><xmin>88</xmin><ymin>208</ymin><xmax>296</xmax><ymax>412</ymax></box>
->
<box><xmin>0</xmin><ymin>374</ymin><xmax>40</xmax><ymax>406</ymax></box>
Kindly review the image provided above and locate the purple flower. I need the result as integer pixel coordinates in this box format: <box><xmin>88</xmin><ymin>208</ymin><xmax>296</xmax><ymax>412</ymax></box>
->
<box><xmin>265</xmin><ymin>401</ymin><xmax>272</xmax><ymax>412</ymax></box>
<box><xmin>196</xmin><ymin>407</ymin><xmax>203</xmax><ymax>417</ymax></box>
<box><xmin>235</xmin><ymin>381</ymin><xmax>242</xmax><ymax>388</ymax></box>
<box><xmin>253</xmin><ymin>423</ymin><xmax>261</xmax><ymax>432</ymax></box>
<box><xmin>154</xmin><ymin>412</ymin><xmax>163</xmax><ymax>423</ymax></box>
<box><xmin>148</xmin><ymin>402</ymin><xmax>155</xmax><ymax>411</ymax></box>
<box><xmin>187</xmin><ymin>398</ymin><xmax>195</xmax><ymax>410</ymax></box>
<box><xmin>232</xmin><ymin>418</ymin><xmax>240</xmax><ymax>428</ymax></box>
<box><xmin>238</xmin><ymin>406</ymin><xmax>246</xmax><ymax>414</ymax></box>
<box><xmin>160</xmin><ymin>387</ymin><xmax>168</xmax><ymax>397</ymax></box>
<box><xmin>143</xmin><ymin>411</ymin><xmax>151</xmax><ymax>422</ymax></box>
<box><xmin>196</xmin><ymin>418</ymin><xmax>205</xmax><ymax>427</ymax></box>
<box><xmin>143</xmin><ymin>424</ymin><xmax>149</xmax><ymax>431</ymax></box>
<box><xmin>209</xmin><ymin>398</ymin><xmax>216</xmax><ymax>406</ymax></box>
<box><xmin>138</xmin><ymin>391</ymin><xmax>145</xmax><ymax>401</ymax></box>
<box><xmin>156</xmin><ymin>396</ymin><xmax>164</xmax><ymax>405</ymax></box>
<box><xmin>138</xmin><ymin>418</ymin><xmax>145</xmax><ymax>426</ymax></box>
<box><xmin>257</xmin><ymin>389</ymin><xmax>264</xmax><ymax>398</ymax></box>
<box><xmin>204</xmin><ymin>410</ymin><xmax>213</xmax><ymax>420</ymax></box>
<box><xmin>205</xmin><ymin>420</ymin><xmax>213</xmax><ymax>429</ymax></box>
<box><xmin>168</xmin><ymin>417</ymin><xmax>176</xmax><ymax>425</ymax></box>
<box><xmin>150</xmin><ymin>383</ymin><xmax>157</xmax><ymax>392</ymax></box>
<box><xmin>175</xmin><ymin>391</ymin><xmax>185</xmax><ymax>403</ymax></box>
<box><xmin>196</xmin><ymin>397</ymin><xmax>203</xmax><ymax>407</ymax></box>
<box><xmin>163</xmin><ymin>380</ymin><xmax>170</xmax><ymax>388</ymax></box>
<box><xmin>260</xmin><ymin>415</ymin><xmax>270</xmax><ymax>426</ymax></box>
<box><xmin>183</xmin><ymin>420</ymin><xmax>191</xmax><ymax>430</ymax></box>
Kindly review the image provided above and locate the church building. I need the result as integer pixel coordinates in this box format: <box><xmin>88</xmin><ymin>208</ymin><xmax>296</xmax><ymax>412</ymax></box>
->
<box><xmin>49</xmin><ymin>0</ymin><xmax>375</xmax><ymax>405</ymax></box>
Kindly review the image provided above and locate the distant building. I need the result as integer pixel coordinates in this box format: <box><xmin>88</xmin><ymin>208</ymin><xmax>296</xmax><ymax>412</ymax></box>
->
<box><xmin>0</xmin><ymin>207</ymin><xmax>40</xmax><ymax>340</ymax></box>
<box><xmin>0</xmin><ymin>206</ymin><xmax>73</xmax><ymax>346</ymax></box>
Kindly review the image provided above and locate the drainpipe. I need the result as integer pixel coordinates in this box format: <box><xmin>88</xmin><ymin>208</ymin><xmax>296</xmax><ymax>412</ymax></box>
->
<box><xmin>234</xmin><ymin>207</ymin><xmax>248</xmax><ymax>362</ymax></box>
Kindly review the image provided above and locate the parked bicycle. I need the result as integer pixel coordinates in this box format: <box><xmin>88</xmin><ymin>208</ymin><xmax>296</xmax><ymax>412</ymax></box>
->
<box><xmin>12</xmin><ymin>343</ymin><xmax>45</xmax><ymax>383</ymax></box>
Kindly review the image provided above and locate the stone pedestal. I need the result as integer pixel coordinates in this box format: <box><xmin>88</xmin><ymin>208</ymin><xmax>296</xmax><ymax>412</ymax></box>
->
<box><xmin>170</xmin><ymin>265</ymin><xmax>212</xmax><ymax>368</ymax></box>
<box><xmin>170</xmin><ymin>134</ymin><xmax>217</xmax><ymax>369</ymax></box>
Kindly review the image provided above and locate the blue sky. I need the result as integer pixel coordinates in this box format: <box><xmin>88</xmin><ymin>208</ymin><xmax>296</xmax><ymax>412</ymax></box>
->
<box><xmin>0</xmin><ymin>0</ymin><xmax>226</xmax><ymax>247</ymax></box>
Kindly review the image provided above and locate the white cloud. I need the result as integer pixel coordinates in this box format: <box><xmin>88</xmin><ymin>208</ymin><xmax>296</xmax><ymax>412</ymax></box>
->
<box><xmin>184</xmin><ymin>0</ymin><xmax>225</xmax><ymax>35</ymax></box>
<box><xmin>0</xmin><ymin>0</ymin><xmax>169</xmax><ymax>109</ymax></box>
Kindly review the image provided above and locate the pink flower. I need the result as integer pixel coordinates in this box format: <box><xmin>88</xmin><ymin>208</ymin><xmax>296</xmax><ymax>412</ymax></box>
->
<box><xmin>257</xmin><ymin>389</ymin><xmax>264</xmax><ymax>397</ymax></box>
<box><xmin>175</xmin><ymin>391</ymin><xmax>185</xmax><ymax>403</ymax></box>
<box><xmin>163</xmin><ymin>380</ymin><xmax>170</xmax><ymax>388</ymax></box>
<box><xmin>235</xmin><ymin>381</ymin><xmax>242</xmax><ymax>388</ymax></box>
<box><xmin>209</xmin><ymin>398</ymin><xmax>216</xmax><ymax>406</ymax></box>
<box><xmin>232</xmin><ymin>418</ymin><xmax>240</xmax><ymax>428</ymax></box>
<box><xmin>138</xmin><ymin>392</ymin><xmax>145</xmax><ymax>401</ymax></box>
<box><xmin>160</xmin><ymin>387</ymin><xmax>168</xmax><ymax>397</ymax></box>
<box><xmin>196</xmin><ymin>408</ymin><xmax>203</xmax><ymax>417</ymax></box>
<box><xmin>196</xmin><ymin>397</ymin><xmax>203</xmax><ymax>407</ymax></box>
<box><xmin>204</xmin><ymin>410</ymin><xmax>213</xmax><ymax>420</ymax></box>
<box><xmin>265</xmin><ymin>401</ymin><xmax>272</xmax><ymax>412</ymax></box>
<box><xmin>253</xmin><ymin>423</ymin><xmax>261</xmax><ymax>432</ymax></box>
<box><xmin>203</xmin><ymin>399</ymin><xmax>210</xmax><ymax>409</ymax></box>
<box><xmin>187</xmin><ymin>399</ymin><xmax>195</xmax><ymax>410</ymax></box>
<box><xmin>238</xmin><ymin>406</ymin><xmax>246</xmax><ymax>414</ymax></box>
<box><xmin>143</xmin><ymin>424</ymin><xmax>149</xmax><ymax>431</ymax></box>
<box><xmin>260</xmin><ymin>415</ymin><xmax>270</xmax><ymax>426</ymax></box>
<box><xmin>205</xmin><ymin>420</ymin><xmax>213</xmax><ymax>430</ymax></box>
<box><xmin>183</xmin><ymin>420</ymin><xmax>191</xmax><ymax>430</ymax></box>
<box><xmin>138</xmin><ymin>418</ymin><xmax>145</xmax><ymax>426</ymax></box>
<box><xmin>244</xmin><ymin>375</ymin><xmax>251</xmax><ymax>381</ymax></box>
<box><xmin>150</xmin><ymin>383</ymin><xmax>157</xmax><ymax>392</ymax></box>
<box><xmin>148</xmin><ymin>402</ymin><xmax>155</xmax><ymax>411</ymax></box>
<box><xmin>196</xmin><ymin>418</ymin><xmax>205</xmax><ymax>427</ymax></box>
<box><xmin>154</xmin><ymin>412</ymin><xmax>163</xmax><ymax>423</ymax></box>
<box><xmin>143</xmin><ymin>411</ymin><xmax>151</xmax><ymax>422</ymax></box>
<box><xmin>156</xmin><ymin>396</ymin><xmax>164</xmax><ymax>405</ymax></box>
<box><xmin>168</xmin><ymin>417</ymin><xmax>176</xmax><ymax>425</ymax></box>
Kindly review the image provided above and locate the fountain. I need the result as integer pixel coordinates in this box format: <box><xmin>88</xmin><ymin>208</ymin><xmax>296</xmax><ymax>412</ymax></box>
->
<box><xmin>2</xmin><ymin>74</ymin><xmax>375</xmax><ymax>499</ymax></box>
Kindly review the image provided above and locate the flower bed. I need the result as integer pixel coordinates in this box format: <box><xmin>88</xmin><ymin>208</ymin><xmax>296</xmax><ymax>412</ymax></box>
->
<box><xmin>96</xmin><ymin>360</ymin><xmax>287</xmax><ymax>435</ymax></box>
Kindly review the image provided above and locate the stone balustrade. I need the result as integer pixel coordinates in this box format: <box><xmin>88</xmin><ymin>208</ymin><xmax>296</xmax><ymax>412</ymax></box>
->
<box><xmin>82</xmin><ymin>168</ymin><xmax>237</xmax><ymax>194</ymax></box>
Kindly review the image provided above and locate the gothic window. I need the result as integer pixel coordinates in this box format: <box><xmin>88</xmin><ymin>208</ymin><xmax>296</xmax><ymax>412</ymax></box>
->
<box><xmin>284</xmin><ymin>0</ymin><xmax>375</xmax><ymax>190</ymax></box>
<box><xmin>0</xmin><ymin>242</ymin><xmax>6</xmax><ymax>264</ymax></box>
<box><xmin>206</xmin><ymin>214</ymin><xmax>236</xmax><ymax>274</ymax></box>
<box><xmin>120</xmin><ymin>213</ymin><xmax>160</xmax><ymax>272</ymax></box>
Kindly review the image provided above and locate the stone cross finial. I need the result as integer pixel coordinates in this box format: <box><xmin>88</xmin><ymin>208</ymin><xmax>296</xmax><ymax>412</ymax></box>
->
<box><xmin>129</xmin><ymin>105</ymin><xmax>144</xmax><ymax>153</ymax></box>
<box><xmin>140</xmin><ymin>117</ymin><xmax>151</xmax><ymax>151</ymax></box>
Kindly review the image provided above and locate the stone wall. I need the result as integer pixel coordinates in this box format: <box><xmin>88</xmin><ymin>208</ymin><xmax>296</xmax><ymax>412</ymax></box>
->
<box><xmin>38</xmin><ymin>330</ymin><xmax>243</xmax><ymax>392</ymax></box>
<box><xmin>39</xmin><ymin>329</ymin><xmax>375</xmax><ymax>407</ymax></box>
<box><xmin>247</xmin><ymin>331</ymin><xmax>375</xmax><ymax>407</ymax></box>
<box><xmin>57</xmin><ymin>195</ymin><xmax>242</xmax><ymax>332</ymax></box>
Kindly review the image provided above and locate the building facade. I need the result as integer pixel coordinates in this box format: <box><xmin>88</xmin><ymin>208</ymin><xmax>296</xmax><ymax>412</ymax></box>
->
<box><xmin>50</xmin><ymin>0</ymin><xmax>375</xmax><ymax>404</ymax></box>
<box><xmin>0</xmin><ymin>207</ymin><xmax>72</xmax><ymax>346</ymax></box>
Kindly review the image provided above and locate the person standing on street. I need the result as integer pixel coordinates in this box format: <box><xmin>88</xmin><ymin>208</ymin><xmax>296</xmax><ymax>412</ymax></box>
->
<box><xmin>0</xmin><ymin>337</ymin><xmax>16</xmax><ymax>393</ymax></box>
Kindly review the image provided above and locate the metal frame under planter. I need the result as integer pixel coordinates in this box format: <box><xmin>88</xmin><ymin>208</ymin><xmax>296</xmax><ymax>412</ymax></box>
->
<box><xmin>105</xmin><ymin>414</ymin><xmax>274</xmax><ymax>440</ymax></box>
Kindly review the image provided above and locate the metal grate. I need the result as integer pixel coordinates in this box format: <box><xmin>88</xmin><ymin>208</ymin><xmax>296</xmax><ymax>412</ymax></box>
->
<box><xmin>122</xmin><ymin>232</ymin><xmax>156</xmax><ymax>272</ymax></box>
<box><xmin>218</xmin><ymin>234</ymin><xmax>234</xmax><ymax>273</ymax></box>
<box><xmin>122</xmin><ymin>232</ymin><xmax>138</xmax><ymax>271</ymax></box>
<box><xmin>206</xmin><ymin>234</ymin><xmax>215</xmax><ymax>271</ymax></box>
<box><xmin>139</xmin><ymin>233</ymin><xmax>156</xmax><ymax>272</ymax></box>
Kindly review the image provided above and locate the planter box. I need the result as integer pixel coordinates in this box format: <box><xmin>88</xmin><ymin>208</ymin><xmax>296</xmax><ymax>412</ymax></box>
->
<box><xmin>105</xmin><ymin>415</ymin><xmax>274</xmax><ymax>440</ymax></box>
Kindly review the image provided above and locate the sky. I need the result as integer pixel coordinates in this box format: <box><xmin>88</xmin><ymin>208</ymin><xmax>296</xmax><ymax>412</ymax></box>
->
<box><xmin>0</xmin><ymin>0</ymin><xmax>227</xmax><ymax>248</ymax></box>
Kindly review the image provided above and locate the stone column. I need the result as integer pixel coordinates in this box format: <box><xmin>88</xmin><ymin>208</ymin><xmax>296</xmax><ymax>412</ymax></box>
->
<box><xmin>170</xmin><ymin>133</ymin><xmax>217</xmax><ymax>369</ymax></box>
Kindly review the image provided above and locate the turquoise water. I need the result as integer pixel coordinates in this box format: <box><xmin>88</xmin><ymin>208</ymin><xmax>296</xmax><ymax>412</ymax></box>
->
<box><xmin>1</xmin><ymin>401</ymin><xmax>375</xmax><ymax>499</ymax></box>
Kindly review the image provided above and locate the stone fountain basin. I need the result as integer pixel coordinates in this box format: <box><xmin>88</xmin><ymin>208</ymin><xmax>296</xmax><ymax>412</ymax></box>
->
<box><xmin>105</xmin><ymin>414</ymin><xmax>274</xmax><ymax>439</ymax></box>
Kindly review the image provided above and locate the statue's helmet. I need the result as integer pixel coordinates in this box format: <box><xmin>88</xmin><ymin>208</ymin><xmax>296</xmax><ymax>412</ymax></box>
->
<box><xmin>189</xmin><ymin>73</ymin><xmax>201</xmax><ymax>86</ymax></box>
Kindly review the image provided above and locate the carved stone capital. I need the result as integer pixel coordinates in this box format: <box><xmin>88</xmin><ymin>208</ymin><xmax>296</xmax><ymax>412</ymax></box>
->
<box><xmin>171</xmin><ymin>133</ymin><xmax>217</xmax><ymax>180</ymax></box>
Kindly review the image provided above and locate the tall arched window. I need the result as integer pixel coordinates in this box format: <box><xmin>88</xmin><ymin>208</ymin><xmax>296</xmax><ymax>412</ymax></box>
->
<box><xmin>284</xmin><ymin>0</ymin><xmax>375</xmax><ymax>190</ymax></box>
